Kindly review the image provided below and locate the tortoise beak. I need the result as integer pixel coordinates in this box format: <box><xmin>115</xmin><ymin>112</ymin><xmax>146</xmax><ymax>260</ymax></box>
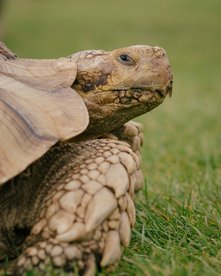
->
<box><xmin>166</xmin><ymin>62</ymin><xmax>173</xmax><ymax>97</ymax></box>
<box><xmin>166</xmin><ymin>79</ymin><xmax>173</xmax><ymax>97</ymax></box>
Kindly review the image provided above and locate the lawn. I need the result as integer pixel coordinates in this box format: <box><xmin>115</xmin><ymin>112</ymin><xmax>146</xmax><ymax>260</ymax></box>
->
<box><xmin>1</xmin><ymin>0</ymin><xmax>221</xmax><ymax>275</ymax></box>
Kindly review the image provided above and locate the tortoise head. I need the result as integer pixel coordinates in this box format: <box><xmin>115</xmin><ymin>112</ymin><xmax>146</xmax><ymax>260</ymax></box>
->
<box><xmin>71</xmin><ymin>45</ymin><xmax>173</xmax><ymax>137</ymax></box>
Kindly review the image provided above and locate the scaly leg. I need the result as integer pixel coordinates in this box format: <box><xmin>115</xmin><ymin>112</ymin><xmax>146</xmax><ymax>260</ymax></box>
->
<box><xmin>15</xmin><ymin>121</ymin><xmax>144</xmax><ymax>275</ymax></box>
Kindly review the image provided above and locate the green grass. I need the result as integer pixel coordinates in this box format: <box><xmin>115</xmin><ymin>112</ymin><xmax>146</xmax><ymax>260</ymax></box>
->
<box><xmin>1</xmin><ymin>0</ymin><xmax>221</xmax><ymax>275</ymax></box>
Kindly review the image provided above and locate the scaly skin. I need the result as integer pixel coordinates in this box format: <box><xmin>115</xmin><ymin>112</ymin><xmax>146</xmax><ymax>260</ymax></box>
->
<box><xmin>13</xmin><ymin>122</ymin><xmax>144</xmax><ymax>275</ymax></box>
<box><xmin>0</xmin><ymin>44</ymin><xmax>173</xmax><ymax>275</ymax></box>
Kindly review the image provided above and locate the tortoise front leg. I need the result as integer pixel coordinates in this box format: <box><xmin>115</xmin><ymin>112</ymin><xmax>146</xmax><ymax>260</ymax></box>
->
<box><xmin>101</xmin><ymin>120</ymin><xmax>144</xmax><ymax>191</ymax></box>
<box><xmin>15</xmin><ymin>122</ymin><xmax>144</xmax><ymax>275</ymax></box>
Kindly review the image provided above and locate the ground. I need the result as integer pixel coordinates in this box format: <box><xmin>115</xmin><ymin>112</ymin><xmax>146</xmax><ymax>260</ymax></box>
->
<box><xmin>1</xmin><ymin>0</ymin><xmax>221</xmax><ymax>275</ymax></box>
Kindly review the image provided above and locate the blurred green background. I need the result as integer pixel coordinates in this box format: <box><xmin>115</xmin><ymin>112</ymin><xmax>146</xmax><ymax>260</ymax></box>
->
<box><xmin>1</xmin><ymin>0</ymin><xmax>221</xmax><ymax>275</ymax></box>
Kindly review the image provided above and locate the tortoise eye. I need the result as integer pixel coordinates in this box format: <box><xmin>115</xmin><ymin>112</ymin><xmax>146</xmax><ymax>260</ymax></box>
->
<box><xmin>117</xmin><ymin>54</ymin><xmax>135</xmax><ymax>66</ymax></box>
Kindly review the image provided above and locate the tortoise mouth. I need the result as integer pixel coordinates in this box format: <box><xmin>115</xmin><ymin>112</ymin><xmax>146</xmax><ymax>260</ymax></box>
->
<box><xmin>77</xmin><ymin>80</ymin><xmax>173</xmax><ymax>107</ymax></box>
<box><xmin>112</xmin><ymin>80</ymin><xmax>173</xmax><ymax>104</ymax></box>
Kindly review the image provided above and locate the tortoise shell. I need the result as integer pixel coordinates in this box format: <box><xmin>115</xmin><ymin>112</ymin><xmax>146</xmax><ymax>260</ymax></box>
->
<box><xmin>0</xmin><ymin>42</ymin><xmax>89</xmax><ymax>184</ymax></box>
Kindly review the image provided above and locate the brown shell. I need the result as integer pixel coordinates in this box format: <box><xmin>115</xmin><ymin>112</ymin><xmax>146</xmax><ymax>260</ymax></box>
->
<box><xmin>0</xmin><ymin>42</ymin><xmax>89</xmax><ymax>184</ymax></box>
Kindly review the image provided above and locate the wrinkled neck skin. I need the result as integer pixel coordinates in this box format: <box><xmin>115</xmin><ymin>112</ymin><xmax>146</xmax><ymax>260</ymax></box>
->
<box><xmin>78</xmin><ymin>99</ymin><xmax>161</xmax><ymax>140</ymax></box>
<box><xmin>70</xmin><ymin>45</ymin><xmax>173</xmax><ymax>140</ymax></box>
